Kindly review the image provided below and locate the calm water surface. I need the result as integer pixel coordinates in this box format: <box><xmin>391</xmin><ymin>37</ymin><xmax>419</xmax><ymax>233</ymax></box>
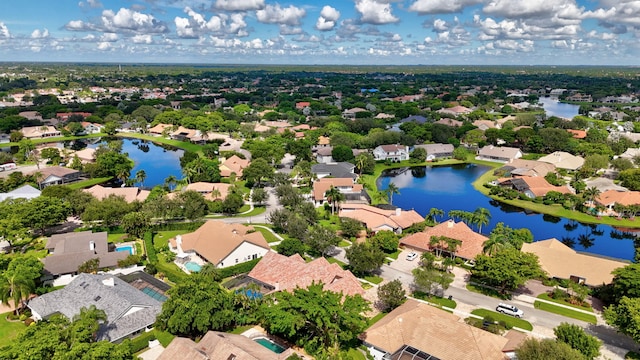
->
<box><xmin>538</xmin><ymin>97</ymin><xmax>581</xmax><ymax>119</ymax></box>
<box><xmin>379</xmin><ymin>164</ymin><xmax>636</xmax><ymax>261</ymax></box>
<box><xmin>89</xmin><ymin>138</ymin><xmax>184</xmax><ymax>187</ymax></box>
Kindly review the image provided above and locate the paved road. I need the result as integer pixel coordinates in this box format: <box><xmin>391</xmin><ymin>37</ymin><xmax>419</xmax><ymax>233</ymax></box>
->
<box><xmin>221</xmin><ymin>186</ymin><xmax>281</xmax><ymax>224</ymax></box>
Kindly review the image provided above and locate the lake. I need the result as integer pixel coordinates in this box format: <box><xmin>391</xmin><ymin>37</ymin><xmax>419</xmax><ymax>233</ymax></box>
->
<box><xmin>89</xmin><ymin>138</ymin><xmax>184</xmax><ymax>188</ymax></box>
<box><xmin>538</xmin><ymin>97</ymin><xmax>581</xmax><ymax>119</ymax></box>
<box><xmin>378</xmin><ymin>164</ymin><xmax>636</xmax><ymax>261</ymax></box>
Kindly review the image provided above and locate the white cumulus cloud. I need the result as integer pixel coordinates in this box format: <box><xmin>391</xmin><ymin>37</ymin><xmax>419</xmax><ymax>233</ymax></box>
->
<box><xmin>256</xmin><ymin>4</ymin><xmax>306</xmax><ymax>26</ymax></box>
<box><xmin>409</xmin><ymin>0</ymin><xmax>482</xmax><ymax>14</ymax></box>
<box><xmin>316</xmin><ymin>5</ymin><xmax>340</xmax><ymax>31</ymax></box>
<box><xmin>66</xmin><ymin>8</ymin><xmax>168</xmax><ymax>34</ymax></box>
<box><xmin>356</xmin><ymin>0</ymin><xmax>399</xmax><ymax>24</ymax></box>
<box><xmin>214</xmin><ymin>0</ymin><xmax>264</xmax><ymax>11</ymax></box>
<box><xmin>31</xmin><ymin>29</ymin><xmax>49</xmax><ymax>39</ymax></box>
<box><xmin>174</xmin><ymin>7</ymin><xmax>247</xmax><ymax>38</ymax></box>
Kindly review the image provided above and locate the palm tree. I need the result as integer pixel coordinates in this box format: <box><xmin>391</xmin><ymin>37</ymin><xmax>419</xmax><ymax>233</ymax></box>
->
<box><xmin>116</xmin><ymin>168</ymin><xmax>130</xmax><ymax>186</ymax></box>
<box><xmin>445</xmin><ymin>238</ymin><xmax>462</xmax><ymax>259</ymax></box>
<box><xmin>211</xmin><ymin>188</ymin><xmax>222</xmax><ymax>201</ymax></box>
<box><xmin>583</xmin><ymin>186</ymin><xmax>601</xmax><ymax>207</ymax></box>
<box><xmin>482</xmin><ymin>233</ymin><xmax>509</xmax><ymax>256</ymax></box>
<box><xmin>325</xmin><ymin>186</ymin><xmax>344</xmax><ymax>215</ymax></box>
<box><xmin>385</xmin><ymin>182</ymin><xmax>400</xmax><ymax>205</ymax></box>
<box><xmin>473</xmin><ymin>207</ymin><xmax>491</xmax><ymax>234</ymax></box>
<box><xmin>164</xmin><ymin>175</ymin><xmax>177</xmax><ymax>190</ymax></box>
<box><xmin>429</xmin><ymin>236</ymin><xmax>446</xmax><ymax>258</ymax></box>
<box><xmin>0</xmin><ymin>273</ymin><xmax>35</xmax><ymax>315</ymax></box>
<box><xmin>355</xmin><ymin>153</ymin><xmax>367</xmax><ymax>176</ymax></box>
<box><xmin>426</xmin><ymin>208</ymin><xmax>444</xmax><ymax>224</ymax></box>
<box><xmin>135</xmin><ymin>170</ymin><xmax>146</xmax><ymax>188</ymax></box>
<box><xmin>447</xmin><ymin>210</ymin><xmax>464</xmax><ymax>221</ymax></box>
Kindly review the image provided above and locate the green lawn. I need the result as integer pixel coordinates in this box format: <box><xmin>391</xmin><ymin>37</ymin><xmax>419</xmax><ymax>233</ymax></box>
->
<box><xmin>340</xmin><ymin>348</ymin><xmax>366</xmax><ymax>360</ymax></box>
<box><xmin>363</xmin><ymin>275</ymin><xmax>383</xmax><ymax>284</ymax></box>
<box><xmin>254</xmin><ymin>227</ymin><xmax>281</xmax><ymax>243</ymax></box>
<box><xmin>0</xmin><ymin>133</ymin><xmax>104</xmax><ymax>148</ymax></box>
<box><xmin>385</xmin><ymin>249</ymin><xmax>401</xmax><ymax>260</ymax></box>
<box><xmin>533</xmin><ymin>301</ymin><xmax>597</xmax><ymax>324</ymax></box>
<box><xmin>368</xmin><ymin>312</ymin><xmax>387</xmax><ymax>326</ymax></box>
<box><xmin>471</xmin><ymin>309</ymin><xmax>534</xmax><ymax>331</ymax></box>
<box><xmin>327</xmin><ymin>257</ymin><xmax>347</xmax><ymax>269</ymax></box>
<box><xmin>339</xmin><ymin>240</ymin><xmax>352</xmax><ymax>247</ymax></box>
<box><xmin>537</xmin><ymin>293</ymin><xmax>593</xmax><ymax>311</ymax></box>
<box><xmin>466</xmin><ymin>283</ymin><xmax>511</xmax><ymax>300</ymax></box>
<box><xmin>412</xmin><ymin>291</ymin><xmax>457</xmax><ymax>309</ymax></box>
<box><xmin>67</xmin><ymin>177</ymin><xmax>112</xmax><ymax>190</ymax></box>
<box><xmin>116</xmin><ymin>133</ymin><xmax>204</xmax><ymax>153</ymax></box>
<box><xmin>229</xmin><ymin>325</ymin><xmax>255</xmax><ymax>335</ymax></box>
<box><xmin>0</xmin><ymin>313</ymin><xmax>26</xmax><ymax>348</ymax></box>
<box><xmin>153</xmin><ymin>230</ymin><xmax>191</xmax><ymax>247</ymax></box>
<box><xmin>107</xmin><ymin>233</ymin><xmax>128</xmax><ymax>243</ymax></box>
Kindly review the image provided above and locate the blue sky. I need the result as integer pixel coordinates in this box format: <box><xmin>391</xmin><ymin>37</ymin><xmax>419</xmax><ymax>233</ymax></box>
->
<box><xmin>0</xmin><ymin>0</ymin><xmax>637</xmax><ymax>65</ymax></box>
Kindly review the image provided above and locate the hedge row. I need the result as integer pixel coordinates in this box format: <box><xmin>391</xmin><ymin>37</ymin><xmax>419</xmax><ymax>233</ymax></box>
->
<box><xmin>144</xmin><ymin>231</ymin><xmax>157</xmax><ymax>263</ymax></box>
<box><xmin>130</xmin><ymin>331</ymin><xmax>157</xmax><ymax>353</ymax></box>
<box><xmin>218</xmin><ymin>258</ymin><xmax>261</xmax><ymax>279</ymax></box>
<box><xmin>150</xmin><ymin>221</ymin><xmax>205</xmax><ymax>232</ymax></box>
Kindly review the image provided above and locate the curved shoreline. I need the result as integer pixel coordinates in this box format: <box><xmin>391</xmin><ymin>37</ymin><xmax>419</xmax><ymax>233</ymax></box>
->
<box><xmin>372</xmin><ymin>160</ymin><xmax>640</xmax><ymax>229</ymax></box>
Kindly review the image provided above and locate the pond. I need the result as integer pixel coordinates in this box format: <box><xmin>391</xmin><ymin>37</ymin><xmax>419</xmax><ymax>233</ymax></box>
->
<box><xmin>88</xmin><ymin>138</ymin><xmax>184</xmax><ymax>188</ymax></box>
<box><xmin>378</xmin><ymin>164</ymin><xmax>636</xmax><ymax>261</ymax></box>
<box><xmin>538</xmin><ymin>97</ymin><xmax>581</xmax><ymax>119</ymax></box>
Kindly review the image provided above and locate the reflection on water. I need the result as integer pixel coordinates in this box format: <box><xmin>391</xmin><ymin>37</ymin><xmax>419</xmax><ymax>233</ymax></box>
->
<box><xmin>379</xmin><ymin>165</ymin><xmax>636</xmax><ymax>261</ymax></box>
<box><xmin>538</xmin><ymin>97</ymin><xmax>581</xmax><ymax>119</ymax></box>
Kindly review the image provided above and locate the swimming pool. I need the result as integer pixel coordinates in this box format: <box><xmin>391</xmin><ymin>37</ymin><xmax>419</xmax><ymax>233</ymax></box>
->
<box><xmin>254</xmin><ymin>337</ymin><xmax>286</xmax><ymax>354</ymax></box>
<box><xmin>141</xmin><ymin>287</ymin><xmax>168</xmax><ymax>302</ymax></box>
<box><xmin>185</xmin><ymin>261</ymin><xmax>201</xmax><ymax>272</ymax></box>
<box><xmin>116</xmin><ymin>245</ymin><xmax>134</xmax><ymax>255</ymax></box>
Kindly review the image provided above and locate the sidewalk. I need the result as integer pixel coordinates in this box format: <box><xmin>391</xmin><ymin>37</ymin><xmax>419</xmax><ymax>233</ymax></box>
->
<box><xmin>513</xmin><ymin>293</ymin><xmax>603</xmax><ymax>323</ymax></box>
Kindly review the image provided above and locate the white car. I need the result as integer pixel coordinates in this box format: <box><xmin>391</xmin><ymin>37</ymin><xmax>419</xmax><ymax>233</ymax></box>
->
<box><xmin>496</xmin><ymin>303</ymin><xmax>524</xmax><ymax>318</ymax></box>
<box><xmin>406</xmin><ymin>252</ymin><xmax>418</xmax><ymax>261</ymax></box>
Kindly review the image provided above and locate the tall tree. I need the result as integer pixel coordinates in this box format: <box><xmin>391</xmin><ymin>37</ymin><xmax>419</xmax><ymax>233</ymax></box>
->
<box><xmin>472</xmin><ymin>207</ymin><xmax>491</xmax><ymax>234</ymax></box>
<box><xmin>604</xmin><ymin>296</ymin><xmax>640</xmax><ymax>343</ymax></box>
<box><xmin>554</xmin><ymin>323</ymin><xmax>601</xmax><ymax>360</ymax></box>
<box><xmin>385</xmin><ymin>182</ymin><xmax>400</xmax><ymax>205</ymax></box>
<box><xmin>324</xmin><ymin>185</ymin><xmax>344</xmax><ymax>215</ymax></box>
<box><xmin>345</xmin><ymin>242</ymin><xmax>386</xmax><ymax>276</ymax></box>
<box><xmin>471</xmin><ymin>247</ymin><xmax>543</xmax><ymax>293</ymax></box>
<box><xmin>135</xmin><ymin>169</ymin><xmax>146</xmax><ymax>188</ymax></box>
<box><xmin>376</xmin><ymin>279</ymin><xmax>406</xmax><ymax>312</ymax></box>
<box><xmin>515</xmin><ymin>338</ymin><xmax>584</xmax><ymax>360</ymax></box>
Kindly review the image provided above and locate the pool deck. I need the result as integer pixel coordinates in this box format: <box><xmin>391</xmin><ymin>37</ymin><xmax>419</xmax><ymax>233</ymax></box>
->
<box><xmin>241</xmin><ymin>326</ymin><xmax>310</xmax><ymax>359</ymax></box>
<box><xmin>116</xmin><ymin>241</ymin><xmax>137</xmax><ymax>255</ymax></box>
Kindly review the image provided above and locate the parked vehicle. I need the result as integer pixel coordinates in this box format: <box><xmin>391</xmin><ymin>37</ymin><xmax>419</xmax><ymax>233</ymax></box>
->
<box><xmin>496</xmin><ymin>303</ymin><xmax>524</xmax><ymax>318</ymax></box>
<box><xmin>406</xmin><ymin>252</ymin><xmax>418</xmax><ymax>261</ymax></box>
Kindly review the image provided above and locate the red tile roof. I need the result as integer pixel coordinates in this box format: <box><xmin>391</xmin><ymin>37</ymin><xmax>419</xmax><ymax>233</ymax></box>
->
<box><xmin>400</xmin><ymin>220</ymin><xmax>488</xmax><ymax>260</ymax></box>
<box><xmin>339</xmin><ymin>204</ymin><xmax>424</xmax><ymax>232</ymax></box>
<box><xmin>248</xmin><ymin>252</ymin><xmax>365</xmax><ymax>296</ymax></box>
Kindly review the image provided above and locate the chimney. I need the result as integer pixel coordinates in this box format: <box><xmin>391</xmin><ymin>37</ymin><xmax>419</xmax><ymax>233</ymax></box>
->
<box><xmin>102</xmin><ymin>277</ymin><xmax>115</xmax><ymax>287</ymax></box>
<box><xmin>274</xmin><ymin>282</ymin><xmax>279</xmax><ymax>291</ymax></box>
<box><xmin>448</xmin><ymin>220</ymin><xmax>454</xmax><ymax>228</ymax></box>
<box><xmin>395</xmin><ymin>208</ymin><xmax>401</xmax><ymax>216</ymax></box>
<box><xmin>89</xmin><ymin>241</ymin><xmax>95</xmax><ymax>252</ymax></box>
<box><xmin>176</xmin><ymin>235</ymin><xmax>182</xmax><ymax>245</ymax></box>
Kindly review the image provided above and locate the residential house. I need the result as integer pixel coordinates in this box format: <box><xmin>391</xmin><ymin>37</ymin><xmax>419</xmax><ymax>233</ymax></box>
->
<box><xmin>21</xmin><ymin>125</ymin><xmax>61</xmax><ymax>139</ymax></box>
<box><xmin>247</xmin><ymin>251</ymin><xmax>365</xmax><ymax>297</ymax></box>
<box><xmin>180</xmin><ymin>182</ymin><xmax>231</xmax><ymax>201</ymax></box>
<box><xmin>84</xmin><ymin>185</ymin><xmax>150</xmax><ymax>203</ymax></box>
<box><xmin>375</xmin><ymin>113</ymin><xmax>395</xmax><ymax>120</ymax></box>
<box><xmin>311</xmin><ymin>162</ymin><xmax>357</xmax><ymax>180</ymax></box>
<box><xmin>434</xmin><ymin>118</ymin><xmax>463</xmax><ymax>127</ymax></box>
<box><xmin>148</xmin><ymin>123</ymin><xmax>173</xmax><ymax>136</ymax></box>
<box><xmin>437</xmin><ymin>105</ymin><xmax>473</xmax><ymax>116</ymax></box>
<box><xmin>79</xmin><ymin>122</ymin><xmax>103</xmax><ymax>135</ymax></box>
<box><xmin>56</xmin><ymin>112</ymin><xmax>92</xmax><ymax>121</ymax></box>
<box><xmin>400</xmin><ymin>115</ymin><xmax>428</xmax><ymax>124</ymax></box>
<box><xmin>315</xmin><ymin>146</ymin><xmax>334</xmax><ymax>163</ymax></box>
<box><xmin>32</xmin><ymin>166</ymin><xmax>81</xmax><ymax>187</ymax></box>
<box><xmin>27</xmin><ymin>273</ymin><xmax>162</xmax><ymax>343</ymax></box>
<box><xmin>339</xmin><ymin>204</ymin><xmax>424</xmax><ymax>234</ymax></box>
<box><xmin>595</xmin><ymin>190</ymin><xmax>640</xmax><ymax>215</ymax></box>
<box><xmin>496</xmin><ymin>176</ymin><xmax>572</xmax><ymax>198</ymax></box>
<box><xmin>373</xmin><ymin>144</ymin><xmax>409</xmax><ymax>162</ymax></box>
<box><xmin>473</xmin><ymin>120</ymin><xmax>500</xmax><ymax>131</ymax></box>
<box><xmin>343</xmin><ymin>107</ymin><xmax>368</xmax><ymax>119</ymax></box>
<box><xmin>476</xmin><ymin>145</ymin><xmax>523</xmax><ymax>163</ymax></box>
<box><xmin>158</xmin><ymin>331</ymin><xmax>294</xmax><ymax>360</ymax></box>
<box><xmin>295</xmin><ymin>101</ymin><xmax>311</xmax><ymax>109</ymax></box>
<box><xmin>169</xmin><ymin>221</ymin><xmax>270</xmax><ymax>269</ymax></box>
<box><xmin>538</xmin><ymin>151</ymin><xmax>585</xmax><ymax>171</ymax></box>
<box><xmin>70</xmin><ymin>147</ymin><xmax>97</xmax><ymax>164</ymax></box>
<box><xmin>400</xmin><ymin>219</ymin><xmax>488</xmax><ymax>260</ymax></box>
<box><xmin>0</xmin><ymin>184</ymin><xmax>41</xmax><ymax>201</ymax></box>
<box><xmin>219</xmin><ymin>155</ymin><xmax>250</xmax><ymax>178</ymax></box>
<box><xmin>522</xmin><ymin>239</ymin><xmax>629</xmax><ymax>286</ymax></box>
<box><xmin>414</xmin><ymin>143</ymin><xmax>454</xmax><ymax>161</ymax></box>
<box><xmin>567</xmin><ymin>129</ymin><xmax>587</xmax><ymax>139</ymax></box>
<box><xmin>619</xmin><ymin>148</ymin><xmax>640</xmax><ymax>162</ymax></box>
<box><xmin>312</xmin><ymin>177</ymin><xmax>365</xmax><ymax>207</ymax></box>
<box><xmin>361</xmin><ymin>299</ymin><xmax>509</xmax><ymax>360</ymax></box>
<box><xmin>41</xmin><ymin>231</ymin><xmax>128</xmax><ymax>279</ymax></box>
<box><xmin>498</xmin><ymin>159</ymin><xmax>555</xmax><ymax>178</ymax></box>
<box><xmin>316</xmin><ymin>135</ymin><xmax>331</xmax><ymax>148</ymax></box>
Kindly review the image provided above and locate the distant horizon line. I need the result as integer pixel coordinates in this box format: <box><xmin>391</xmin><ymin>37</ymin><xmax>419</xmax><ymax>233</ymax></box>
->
<box><xmin>1</xmin><ymin>61</ymin><xmax>639</xmax><ymax>68</ymax></box>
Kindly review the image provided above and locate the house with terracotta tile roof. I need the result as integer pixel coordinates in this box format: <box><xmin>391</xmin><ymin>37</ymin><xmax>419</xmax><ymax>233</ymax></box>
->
<box><xmin>247</xmin><ymin>251</ymin><xmax>365</xmax><ymax>297</ymax></box>
<box><xmin>339</xmin><ymin>204</ymin><xmax>424</xmax><ymax>234</ymax></box>
<box><xmin>496</xmin><ymin>176</ymin><xmax>572</xmax><ymax>198</ymax></box>
<box><xmin>538</xmin><ymin>151</ymin><xmax>584</xmax><ymax>171</ymax></box>
<box><xmin>295</xmin><ymin>101</ymin><xmax>311</xmax><ymax>109</ymax></box>
<box><xmin>21</xmin><ymin>125</ymin><xmax>61</xmax><ymax>139</ymax></box>
<box><xmin>181</xmin><ymin>182</ymin><xmax>231</xmax><ymax>201</ymax></box>
<box><xmin>169</xmin><ymin>221</ymin><xmax>270</xmax><ymax>269</ymax></box>
<box><xmin>567</xmin><ymin>129</ymin><xmax>587</xmax><ymax>139</ymax></box>
<box><xmin>373</xmin><ymin>144</ymin><xmax>409</xmax><ymax>162</ymax></box>
<box><xmin>148</xmin><ymin>123</ymin><xmax>173</xmax><ymax>136</ymax></box>
<box><xmin>219</xmin><ymin>155</ymin><xmax>250</xmax><ymax>177</ymax></box>
<box><xmin>522</xmin><ymin>239</ymin><xmax>629</xmax><ymax>286</ymax></box>
<box><xmin>316</xmin><ymin>135</ymin><xmax>331</xmax><ymax>147</ymax></box>
<box><xmin>595</xmin><ymin>190</ymin><xmax>640</xmax><ymax>215</ymax></box>
<box><xmin>312</xmin><ymin>177</ymin><xmax>365</xmax><ymax>207</ymax></box>
<box><xmin>434</xmin><ymin>118</ymin><xmax>463</xmax><ymax>127</ymax></box>
<box><xmin>361</xmin><ymin>299</ymin><xmax>509</xmax><ymax>360</ymax></box>
<box><xmin>476</xmin><ymin>145</ymin><xmax>522</xmax><ymax>163</ymax></box>
<box><xmin>400</xmin><ymin>219</ymin><xmax>488</xmax><ymax>260</ymax></box>
<box><xmin>437</xmin><ymin>105</ymin><xmax>473</xmax><ymax>116</ymax></box>
<box><xmin>70</xmin><ymin>147</ymin><xmax>97</xmax><ymax>164</ymax></box>
<box><xmin>84</xmin><ymin>185</ymin><xmax>150</xmax><ymax>203</ymax></box>
<box><xmin>158</xmin><ymin>331</ymin><xmax>294</xmax><ymax>360</ymax></box>
<box><xmin>473</xmin><ymin>120</ymin><xmax>500</xmax><ymax>131</ymax></box>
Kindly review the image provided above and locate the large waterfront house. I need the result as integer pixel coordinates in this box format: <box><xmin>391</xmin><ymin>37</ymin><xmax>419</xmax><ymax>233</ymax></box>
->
<box><xmin>476</xmin><ymin>145</ymin><xmax>523</xmax><ymax>163</ymax></box>
<box><xmin>339</xmin><ymin>204</ymin><xmax>424</xmax><ymax>234</ymax></box>
<box><xmin>400</xmin><ymin>219</ymin><xmax>488</xmax><ymax>260</ymax></box>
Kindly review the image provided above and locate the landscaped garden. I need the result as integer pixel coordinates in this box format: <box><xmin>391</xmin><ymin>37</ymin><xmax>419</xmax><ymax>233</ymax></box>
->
<box><xmin>470</xmin><ymin>309</ymin><xmax>534</xmax><ymax>331</ymax></box>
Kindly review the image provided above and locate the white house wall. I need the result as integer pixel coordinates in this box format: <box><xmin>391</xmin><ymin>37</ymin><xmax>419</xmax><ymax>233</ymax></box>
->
<box><xmin>218</xmin><ymin>241</ymin><xmax>269</xmax><ymax>268</ymax></box>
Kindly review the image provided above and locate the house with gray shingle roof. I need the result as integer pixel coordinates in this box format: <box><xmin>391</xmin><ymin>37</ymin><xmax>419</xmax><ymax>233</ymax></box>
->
<box><xmin>414</xmin><ymin>143</ymin><xmax>454</xmax><ymax>161</ymax></box>
<box><xmin>27</xmin><ymin>273</ymin><xmax>162</xmax><ymax>342</ymax></box>
<box><xmin>311</xmin><ymin>162</ymin><xmax>357</xmax><ymax>180</ymax></box>
<box><xmin>476</xmin><ymin>145</ymin><xmax>522</xmax><ymax>163</ymax></box>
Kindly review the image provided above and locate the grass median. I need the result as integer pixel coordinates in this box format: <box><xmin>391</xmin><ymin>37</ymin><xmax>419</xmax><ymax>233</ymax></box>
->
<box><xmin>471</xmin><ymin>309</ymin><xmax>533</xmax><ymax>331</ymax></box>
<box><xmin>533</xmin><ymin>301</ymin><xmax>597</xmax><ymax>324</ymax></box>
